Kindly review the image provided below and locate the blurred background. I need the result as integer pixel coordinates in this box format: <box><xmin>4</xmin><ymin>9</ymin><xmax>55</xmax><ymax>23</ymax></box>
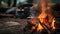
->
<box><xmin>0</xmin><ymin>0</ymin><xmax>60</xmax><ymax>34</ymax></box>
<box><xmin>0</xmin><ymin>0</ymin><xmax>60</xmax><ymax>8</ymax></box>
<box><xmin>0</xmin><ymin>0</ymin><xmax>60</xmax><ymax>18</ymax></box>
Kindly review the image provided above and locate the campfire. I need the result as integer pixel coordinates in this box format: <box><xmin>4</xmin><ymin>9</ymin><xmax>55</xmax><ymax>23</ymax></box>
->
<box><xmin>24</xmin><ymin>0</ymin><xmax>56</xmax><ymax>34</ymax></box>
<box><xmin>37</xmin><ymin>0</ymin><xmax>55</xmax><ymax>31</ymax></box>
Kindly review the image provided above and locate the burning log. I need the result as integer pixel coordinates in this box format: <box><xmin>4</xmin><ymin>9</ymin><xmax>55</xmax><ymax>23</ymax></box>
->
<box><xmin>38</xmin><ymin>19</ymin><xmax>55</xmax><ymax>34</ymax></box>
<box><xmin>24</xmin><ymin>17</ymin><xmax>54</xmax><ymax>34</ymax></box>
<box><xmin>28</xmin><ymin>18</ymin><xmax>55</xmax><ymax>34</ymax></box>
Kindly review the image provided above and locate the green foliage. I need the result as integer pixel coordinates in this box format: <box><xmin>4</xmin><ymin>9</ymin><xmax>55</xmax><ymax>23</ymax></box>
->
<box><xmin>27</xmin><ymin>0</ymin><xmax>33</xmax><ymax>3</ymax></box>
<box><xmin>2</xmin><ymin>0</ymin><xmax>8</xmax><ymax>2</ymax></box>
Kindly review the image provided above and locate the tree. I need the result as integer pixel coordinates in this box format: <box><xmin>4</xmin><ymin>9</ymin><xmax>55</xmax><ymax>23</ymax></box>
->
<box><xmin>12</xmin><ymin>0</ymin><xmax>17</xmax><ymax>7</ymax></box>
<box><xmin>7</xmin><ymin>0</ymin><xmax>11</xmax><ymax>7</ymax></box>
<box><xmin>0</xmin><ymin>0</ymin><xmax>1</xmax><ymax>7</ymax></box>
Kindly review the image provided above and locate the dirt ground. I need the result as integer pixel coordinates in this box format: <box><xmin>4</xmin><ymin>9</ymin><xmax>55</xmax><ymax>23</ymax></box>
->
<box><xmin>0</xmin><ymin>17</ymin><xmax>28</xmax><ymax>34</ymax></box>
<box><xmin>0</xmin><ymin>16</ymin><xmax>60</xmax><ymax>34</ymax></box>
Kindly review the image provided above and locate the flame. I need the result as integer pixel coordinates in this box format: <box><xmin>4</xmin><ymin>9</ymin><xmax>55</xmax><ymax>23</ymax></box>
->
<box><xmin>36</xmin><ymin>22</ymin><xmax>43</xmax><ymax>31</ymax></box>
<box><xmin>51</xmin><ymin>18</ymin><xmax>55</xmax><ymax>29</ymax></box>
<box><xmin>37</xmin><ymin>0</ymin><xmax>49</xmax><ymax>31</ymax></box>
<box><xmin>30</xmin><ymin>0</ymin><xmax>55</xmax><ymax>32</ymax></box>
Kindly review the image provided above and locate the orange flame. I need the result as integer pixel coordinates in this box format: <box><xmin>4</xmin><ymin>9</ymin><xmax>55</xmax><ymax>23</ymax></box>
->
<box><xmin>30</xmin><ymin>0</ymin><xmax>55</xmax><ymax>31</ymax></box>
<box><xmin>51</xmin><ymin>18</ymin><xmax>55</xmax><ymax>29</ymax></box>
<box><xmin>37</xmin><ymin>0</ymin><xmax>49</xmax><ymax>31</ymax></box>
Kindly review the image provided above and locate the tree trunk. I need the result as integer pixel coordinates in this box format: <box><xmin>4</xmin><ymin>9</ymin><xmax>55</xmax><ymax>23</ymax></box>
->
<box><xmin>12</xmin><ymin>0</ymin><xmax>17</xmax><ymax>7</ymax></box>
<box><xmin>0</xmin><ymin>0</ymin><xmax>1</xmax><ymax>7</ymax></box>
<box><xmin>7</xmin><ymin>0</ymin><xmax>11</xmax><ymax>7</ymax></box>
